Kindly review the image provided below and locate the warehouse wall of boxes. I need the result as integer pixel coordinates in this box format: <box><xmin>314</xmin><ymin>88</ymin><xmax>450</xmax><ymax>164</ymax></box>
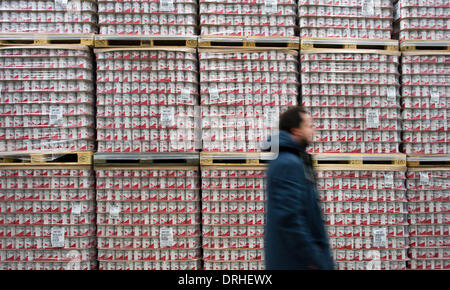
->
<box><xmin>0</xmin><ymin>0</ymin><xmax>448</xmax><ymax>270</ymax></box>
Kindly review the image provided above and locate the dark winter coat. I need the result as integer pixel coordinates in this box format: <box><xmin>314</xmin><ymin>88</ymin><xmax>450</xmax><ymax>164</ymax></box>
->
<box><xmin>265</xmin><ymin>130</ymin><xmax>334</xmax><ymax>270</ymax></box>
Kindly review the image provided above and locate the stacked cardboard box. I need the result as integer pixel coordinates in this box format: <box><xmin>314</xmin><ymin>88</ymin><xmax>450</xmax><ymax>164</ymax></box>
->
<box><xmin>98</xmin><ymin>0</ymin><xmax>197</xmax><ymax>36</ymax></box>
<box><xmin>199</xmin><ymin>48</ymin><xmax>298</xmax><ymax>152</ymax></box>
<box><xmin>396</xmin><ymin>0</ymin><xmax>450</xmax><ymax>41</ymax></box>
<box><xmin>201</xmin><ymin>166</ymin><xmax>266</xmax><ymax>270</ymax></box>
<box><xmin>316</xmin><ymin>166</ymin><xmax>409</xmax><ymax>270</ymax></box>
<box><xmin>401</xmin><ymin>51</ymin><xmax>449</xmax><ymax>155</ymax></box>
<box><xmin>200</xmin><ymin>0</ymin><xmax>297</xmax><ymax>37</ymax></box>
<box><xmin>406</xmin><ymin>168</ymin><xmax>450</xmax><ymax>270</ymax></box>
<box><xmin>95</xmin><ymin>167</ymin><xmax>202</xmax><ymax>270</ymax></box>
<box><xmin>301</xmin><ymin>49</ymin><xmax>401</xmax><ymax>154</ymax></box>
<box><xmin>299</xmin><ymin>0</ymin><xmax>394</xmax><ymax>39</ymax></box>
<box><xmin>0</xmin><ymin>167</ymin><xmax>97</xmax><ymax>270</ymax></box>
<box><xmin>95</xmin><ymin>48</ymin><xmax>198</xmax><ymax>153</ymax></box>
<box><xmin>0</xmin><ymin>45</ymin><xmax>95</xmax><ymax>153</ymax></box>
<box><xmin>0</xmin><ymin>0</ymin><xmax>97</xmax><ymax>34</ymax></box>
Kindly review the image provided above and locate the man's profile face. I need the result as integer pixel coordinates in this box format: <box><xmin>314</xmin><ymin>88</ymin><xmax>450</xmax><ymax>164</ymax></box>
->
<box><xmin>291</xmin><ymin>113</ymin><xmax>315</xmax><ymax>145</ymax></box>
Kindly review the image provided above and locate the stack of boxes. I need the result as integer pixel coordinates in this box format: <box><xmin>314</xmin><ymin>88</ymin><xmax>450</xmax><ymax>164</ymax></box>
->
<box><xmin>298</xmin><ymin>0</ymin><xmax>394</xmax><ymax>40</ymax></box>
<box><xmin>95</xmin><ymin>48</ymin><xmax>198</xmax><ymax>153</ymax></box>
<box><xmin>0</xmin><ymin>0</ymin><xmax>97</xmax><ymax>34</ymax></box>
<box><xmin>97</xmin><ymin>0</ymin><xmax>198</xmax><ymax>36</ymax></box>
<box><xmin>396</xmin><ymin>0</ymin><xmax>450</xmax><ymax>42</ymax></box>
<box><xmin>200</xmin><ymin>0</ymin><xmax>297</xmax><ymax>37</ymax></box>
<box><xmin>301</xmin><ymin>48</ymin><xmax>402</xmax><ymax>154</ymax></box>
<box><xmin>316</xmin><ymin>166</ymin><xmax>409</xmax><ymax>270</ymax></box>
<box><xmin>0</xmin><ymin>166</ymin><xmax>97</xmax><ymax>270</ymax></box>
<box><xmin>95</xmin><ymin>167</ymin><xmax>202</xmax><ymax>270</ymax></box>
<box><xmin>0</xmin><ymin>46</ymin><xmax>96</xmax><ymax>153</ymax></box>
<box><xmin>199</xmin><ymin>48</ymin><xmax>298</xmax><ymax>153</ymax></box>
<box><xmin>201</xmin><ymin>166</ymin><xmax>266</xmax><ymax>270</ymax></box>
<box><xmin>401</xmin><ymin>51</ymin><xmax>449</xmax><ymax>155</ymax></box>
<box><xmin>406</xmin><ymin>167</ymin><xmax>450</xmax><ymax>270</ymax></box>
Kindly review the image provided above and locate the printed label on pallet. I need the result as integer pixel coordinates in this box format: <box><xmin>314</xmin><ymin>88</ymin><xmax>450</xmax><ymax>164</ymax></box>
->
<box><xmin>179</xmin><ymin>88</ymin><xmax>191</xmax><ymax>103</ymax></box>
<box><xmin>362</xmin><ymin>0</ymin><xmax>375</xmax><ymax>17</ymax></box>
<box><xmin>384</xmin><ymin>173</ymin><xmax>394</xmax><ymax>189</ymax></box>
<box><xmin>71</xmin><ymin>202</ymin><xmax>82</xmax><ymax>215</ymax></box>
<box><xmin>109</xmin><ymin>203</ymin><xmax>121</xmax><ymax>217</ymax></box>
<box><xmin>161</xmin><ymin>107</ymin><xmax>176</xmax><ymax>127</ymax></box>
<box><xmin>264</xmin><ymin>0</ymin><xmax>278</xmax><ymax>14</ymax></box>
<box><xmin>209</xmin><ymin>84</ymin><xmax>219</xmax><ymax>102</ymax></box>
<box><xmin>373</xmin><ymin>228</ymin><xmax>387</xmax><ymax>248</ymax></box>
<box><xmin>160</xmin><ymin>0</ymin><xmax>174</xmax><ymax>12</ymax></box>
<box><xmin>419</xmin><ymin>172</ymin><xmax>429</xmax><ymax>186</ymax></box>
<box><xmin>366</xmin><ymin>109</ymin><xmax>380</xmax><ymax>129</ymax></box>
<box><xmin>55</xmin><ymin>0</ymin><xmax>68</xmax><ymax>10</ymax></box>
<box><xmin>430</xmin><ymin>88</ymin><xmax>440</xmax><ymax>107</ymax></box>
<box><xmin>160</xmin><ymin>227</ymin><xmax>174</xmax><ymax>248</ymax></box>
<box><xmin>394</xmin><ymin>1</ymin><xmax>401</xmax><ymax>21</ymax></box>
<box><xmin>51</xmin><ymin>227</ymin><xmax>65</xmax><ymax>248</ymax></box>
<box><xmin>387</xmin><ymin>87</ymin><xmax>396</xmax><ymax>104</ymax></box>
<box><xmin>49</xmin><ymin>106</ymin><xmax>64</xmax><ymax>126</ymax></box>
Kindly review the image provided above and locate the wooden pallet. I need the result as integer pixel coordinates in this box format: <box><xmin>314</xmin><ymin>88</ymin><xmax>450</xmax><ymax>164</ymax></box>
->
<box><xmin>94</xmin><ymin>153</ymin><xmax>200</xmax><ymax>166</ymax></box>
<box><xmin>312</xmin><ymin>153</ymin><xmax>407</xmax><ymax>167</ymax></box>
<box><xmin>200</xmin><ymin>152</ymin><xmax>276</xmax><ymax>166</ymax></box>
<box><xmin>301</xmin><ymin>38</ymin><xmax>399</xmax><ymax>51</ymax></box>
<box><xmin>198</xmin><ymin>36</ymin><xmax>299</xmax><ymax>49</ymax></box>
<box><xmin>406</xmin><ymin>155</ymin><xmax>450</xmax><ymax>167</ymax></box>
<box><xmin>401</xmin><ymin>41</ymin><xmax>450</xmax><ymax>51</ymax></box>
<box><xmin>0</xmin><ymin>33</ymin><xmax>94</xmax><ymax>46</ymax></box>
<box><xmin>0</xmin><ymin>151</ymin><xmax>93</xmax><ymax>165</ymax></box>
<box><xmin>94</xmin><ymin>36</ymin><xmax>197</xmax><ymax>48</ymax></box>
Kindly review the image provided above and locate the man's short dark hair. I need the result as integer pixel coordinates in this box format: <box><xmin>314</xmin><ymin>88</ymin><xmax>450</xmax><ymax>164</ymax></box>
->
<box><xmin>279</xmin><ymin>107</ymin><xmax>309</xmax><ymax>133</ymax></box>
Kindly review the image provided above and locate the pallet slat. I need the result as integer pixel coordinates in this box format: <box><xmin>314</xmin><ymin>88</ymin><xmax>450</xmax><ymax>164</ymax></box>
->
<box><xmin>200</xmin><ymin>152</ymin><xmax>276</xmax><ymax>166</ymax></box>
<box><xmin>0</xmin><ymin>151</ymin><xmax>93</xmax><ymax>165</ymax></box>
<box><xmin>94</xmin><ymin>36</ymin><xmax>197</xmax><ymax>48</ymax></box>
<box><xmin>198</xmin><ymin>37</ymin><xmax>299</xmax><ymax>49</ymax></box>
<box><xmin>0</xmin><ymin>33</ymin><xmax>94</xmax><ymax>46</ymax></box>
<box><xmin>406</xmin><ymin>155</ymin><xmax>450</xmax><ymax>167</ymax></box>
<box><xmin>94</xmin><ymin>153</ymin><xmax>199</xmax><ymax>166</ymax></box>
<box><xmin>301</xmin><ymin>38</ymin><xmax>399</xmax><ymax>51</ymax></box>
<box><xmin>400</xmin><ymin>41</ymin><xmax>450</xmax><ymax>51</ymax></box>
<box><xmin>312</xmin><ymin>154</ymin><xmax>407</xmax><ymax>167</ymax></box>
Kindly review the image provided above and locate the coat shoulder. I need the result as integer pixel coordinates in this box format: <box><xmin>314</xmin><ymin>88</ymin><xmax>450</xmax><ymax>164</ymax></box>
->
<box><xmin>268</xmin><ymin>152</ymin><xmax>305</xmax><ymax>179</ymax></box>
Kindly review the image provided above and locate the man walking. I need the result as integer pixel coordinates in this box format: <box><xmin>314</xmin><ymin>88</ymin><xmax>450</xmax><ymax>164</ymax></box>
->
<box><xmin>265</xmin><ymin>107</ymin><xmax>334</xmax><ymax>270</ymax></box>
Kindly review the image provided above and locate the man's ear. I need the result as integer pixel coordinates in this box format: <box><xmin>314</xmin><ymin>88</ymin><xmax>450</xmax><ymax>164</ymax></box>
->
<box><xmin>290</xmin><ymin>127</ymin><xmax>301</xmax><ymax>137</ymax></box>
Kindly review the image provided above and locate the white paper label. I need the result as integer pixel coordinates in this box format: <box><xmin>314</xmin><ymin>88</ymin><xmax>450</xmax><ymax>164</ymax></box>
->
<box><xmin>209</xmin><ymin>84</ymin><xmax>219</xmax><ymax>102</ymax></box>
<box><xmin>366</xmin><ymin>109</ymin><xmax>380</xmax><ymax>129</ymax></box>
<box><xmin>373</xmin><ymin>228</ymin><xmax>387</xmax><ymax>248</ymax></box>
<box><xmin>160</xmin><ymin>107</ymin><xmax>175</xmax><ymax>127</ymax></box>
<box><xmin>160</xmin><ymin>0</ymin><xmax>174</xmax><ymax>12</ymax></box>
<box><xmin>49</xmin><ymin>106</ymin><xmax>63</xmax><ymax>126</ymax></box>
<box><xmin>366</xmin><ymin>250</ymin><xmax>381</xmax><ymax>270</ymax></box>
<box><xmin>71</xmin><ymin>202</ymin><xmax>82</xmax><ymax>215</ymax></box>
<box><xmin>179</xmin><ymin>88</ymin><xmax>191</xmax><ymax>103</ymax></box>
<box><xmin>265</xmin><ymin>0</ymin><xmax>278</xmax><ymax>14</ymax></box>
<box><xmin>384</xmin><ymin>173</ymin><xmax>394</xmax><ymax>189</ymax></box>
<box><xmin>51</xmin><ymin>227</ymin><xmax>65</xmax><ymax>248</ymax></box>
<box><xmin>362</xmin><ymin>0</ymin><xmax>375</xmax><ymax>17</ymax></box>
<box><xmin>55</xmin><ymin>0</ymin><xmax>68</xmax><ymax>9</ymax></box>
<box><xmin>109</xmin><ymin>203</ymin><xmax>121</xmax><ymax>217</ymax></box>
<box><xmin>160</xmin><ymin>227</ymin><xmax>174</xmax><ymax>248</ymax></box>
<box><xmin>265</xmin><ymin>108</ymin><xmax>278</xmax><ymax>128</ymax></box>
<box><xmin>387</xmin><ymin>87</ymin><xmax>396</xmax><ymax>103</ymax></box>
<box><xmin>419</xmin><ymin>172</ymin><xmax>429</xmax><ymax>186</ymax></box>
<box><xmin>430</xmin><ymin>88</ymin><xmax>440</xmax><ymax>107</ymax></box>
<box><xmin>394</xmin><ymin>2</ymin><xmax>401</xmax><ymax>21</ymax></box>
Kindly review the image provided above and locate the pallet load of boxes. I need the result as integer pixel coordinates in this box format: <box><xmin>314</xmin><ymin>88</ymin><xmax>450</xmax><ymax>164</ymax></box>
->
<box><xmin>0</xmin><ymin>0</ymin><xmax>448</xmax><ymax>270</ymax></box>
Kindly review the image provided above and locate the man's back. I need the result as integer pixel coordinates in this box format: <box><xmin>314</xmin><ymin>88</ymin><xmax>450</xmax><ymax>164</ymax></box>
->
<box><xmin>265</xmin><ymin>130</ymin><xmax>334</xmax><ymax>270</ymax></box>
